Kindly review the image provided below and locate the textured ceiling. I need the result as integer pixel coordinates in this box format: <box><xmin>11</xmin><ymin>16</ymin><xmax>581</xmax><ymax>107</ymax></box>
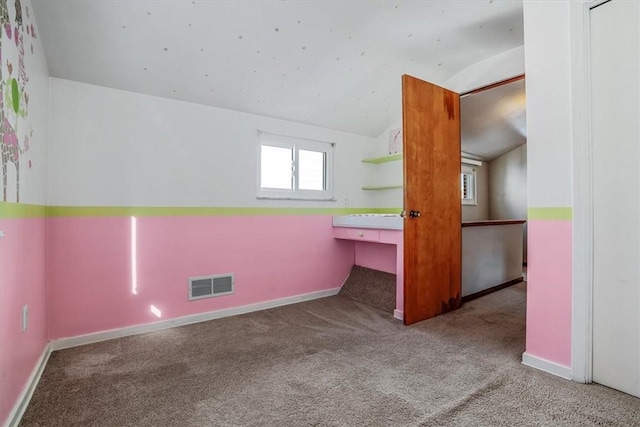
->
<box><xmin>32</xmin><ymin>0</ymin><xmax>524</xmax><ymax>137</ymax></box>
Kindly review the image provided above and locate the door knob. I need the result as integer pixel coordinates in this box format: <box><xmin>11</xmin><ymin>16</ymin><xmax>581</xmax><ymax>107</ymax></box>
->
<box><xmin>409</xmin><ymin>210</ymin><xmax>421</xmax><ymax>218</ymax></box>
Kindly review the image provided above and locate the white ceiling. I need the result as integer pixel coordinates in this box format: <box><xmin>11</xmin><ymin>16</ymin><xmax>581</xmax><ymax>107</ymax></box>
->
<box><xmin>32</xmin><ymin>0</ymin><xmax>524</xmax><ymax>137</ymax></box>
<box><xmin>461</xmin><ymin>78</ymin><xmax>526</xmax><ymax>160</ymax></box>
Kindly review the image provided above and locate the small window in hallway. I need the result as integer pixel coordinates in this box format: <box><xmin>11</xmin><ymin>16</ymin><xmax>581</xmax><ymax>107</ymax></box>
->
<box><xmin>461</xmin><ymin>165</ymin><xmax>476</xmax><ymax>205</ymax></box>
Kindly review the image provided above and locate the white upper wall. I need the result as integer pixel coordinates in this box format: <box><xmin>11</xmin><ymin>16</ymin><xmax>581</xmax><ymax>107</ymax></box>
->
<box><xmin>523</xmin><ymin>1</ymin><xmax>573</xmax><ymax>208</ymax></box>
<box><xmin>489</xmin><ymin>145</ymin><xmax>527</xmax><ymax>220</ymax></box>
<box><xmin>48</xmin><ymin>78</ymin><xmax>375</xmax><ymax>208</ymax></box>
<box><xmin>368</xmin><ymin>119</ymin><xmax>403</xmax><ymax>209</ymax></box>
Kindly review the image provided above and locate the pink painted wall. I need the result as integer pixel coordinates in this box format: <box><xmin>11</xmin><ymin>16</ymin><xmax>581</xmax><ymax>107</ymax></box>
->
<box><xmin>354</xmin><ymin>241</ymin><xmax>396</xmax><ymax>274</ymax></box>
<box><xmin>0</xmin><ymin>218</ymin><xmax>48</xmax><ymax>424</ymax></box>
<box><xmin>47</xmin><ymin>215</ymin><xmax>355</xmax><ymax>340</ymax></box>
<box><xmin>525</xmin><ymin>220</ymin><xmax>572</xmax><ymax>367</ymax></box>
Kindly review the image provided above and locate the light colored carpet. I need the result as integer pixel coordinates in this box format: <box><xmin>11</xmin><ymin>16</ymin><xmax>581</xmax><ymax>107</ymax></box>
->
<box><xmin>20</xmin><ymin>284</ymin><xmax>640</xmax><ymax>426</ymax></box>
<box><xmin>338</xmin><ymin>265</ymin><xmax>396</xmax><ymax>313</ymax></box>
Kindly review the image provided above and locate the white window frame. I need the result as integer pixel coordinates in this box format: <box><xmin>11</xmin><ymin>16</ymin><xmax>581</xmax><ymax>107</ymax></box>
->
<box><xmin>257</xmin><ymin>131</ymin><xmax>334</xmax><ymax>201</ymax></box>
<box><xmin>461</xmin><ymin>165</ymin><xmax>477</xmax><ymax>206</ymax></box>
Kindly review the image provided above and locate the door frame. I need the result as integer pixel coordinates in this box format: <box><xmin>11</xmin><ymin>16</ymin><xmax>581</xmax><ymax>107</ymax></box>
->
<box><xmin>570</xmin><ymin>0</ymin><xmax>611</xmax><ymax>384</ymax></box>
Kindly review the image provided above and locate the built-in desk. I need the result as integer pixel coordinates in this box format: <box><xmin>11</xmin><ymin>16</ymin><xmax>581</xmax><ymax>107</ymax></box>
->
<box><xmin>332</xmin><ymin>215</ymin><xmax>404</xmax><ymax>320</ymax></box>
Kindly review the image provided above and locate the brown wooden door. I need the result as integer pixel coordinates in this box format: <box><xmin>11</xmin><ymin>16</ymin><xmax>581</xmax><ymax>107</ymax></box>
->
<box><xmin>402</xmin><ymin>74</ymin><xmax>461</xmax><ymax>325</ymax></box>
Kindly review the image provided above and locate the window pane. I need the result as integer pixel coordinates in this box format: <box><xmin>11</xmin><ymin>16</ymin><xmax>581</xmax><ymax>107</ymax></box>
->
<box><xmin>461</xmin><ymin>172</ymin><xmax>473</xmax><ymax>200</ymax></box>
<box><xmin>461</xmin><ymin>174</ymin><xmax>467</xmax><ymax>198</ymax></box>
<box><xmin>261</xmin><ymin>145</ymin><xmax>293</xmax><ymax>190</ymax></box>
<box><xmin>298</xmin><ymin>149</ymin><xmax>325</xmax><ymax>190</ymax></box>
<box><xmin>460</xmin><ymin>173</ymin><xmax>471</xmax><ymax>199</ymax></box>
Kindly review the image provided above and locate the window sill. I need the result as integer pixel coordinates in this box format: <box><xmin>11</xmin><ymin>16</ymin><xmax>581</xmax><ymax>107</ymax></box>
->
<box><xmin>257</xmin><ymin>196</ymin><xmax>337</xmax><ymax>202</ymax></box>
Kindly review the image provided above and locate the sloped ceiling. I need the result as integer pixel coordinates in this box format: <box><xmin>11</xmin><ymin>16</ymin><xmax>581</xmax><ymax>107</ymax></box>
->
<box><xmin>461</xmin><ymin>78</ymin><xmax>526</xmax><ymax>160</ymax></box>
<box><xmin>32</xmin><ymin>0</ymin><xmax>524</xmax><ymax>137</ymax></box>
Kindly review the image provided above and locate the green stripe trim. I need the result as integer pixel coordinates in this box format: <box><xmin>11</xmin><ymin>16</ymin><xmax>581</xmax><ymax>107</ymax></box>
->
<box><xmin>371</xmin><ymin>207</ymin><xmax>403</xmax><ymax>214</ymax></box>
<box><xmin>5</xmin><ymin>205</ymin><xmax>569</xmax><ymax>220</ymax></box>
<box><xmin>528</xmin><ymin>207</ymin><xmax>573</xmax><ymax>221</ymax></box>
<box><xmin>2</xmin><ymin>203</ymin><xmax>405</xmax><ymax>218</ymax></box>
<box><xmin>0</xmin><ymin>202</ymin><xmax>48</xmax><ymax>218</ymax></box>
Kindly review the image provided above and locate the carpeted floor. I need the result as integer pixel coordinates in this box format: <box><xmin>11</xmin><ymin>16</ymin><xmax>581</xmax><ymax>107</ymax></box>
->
<box><xmin>20</xmin><ymin>283</ymin><xmax>640</xmax><ymax>426</ymax></box>
<box><xmin>338</xmin><ymin>265</ymin><xmax>396</xmax><ymax>313</ymax></box>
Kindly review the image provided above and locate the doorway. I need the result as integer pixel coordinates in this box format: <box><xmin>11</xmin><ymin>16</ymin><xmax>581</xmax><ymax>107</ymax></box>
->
<box><xmin>401</xmin><ymin>75</ymin><xmax>527</xmax><ymax>325</ymax></box>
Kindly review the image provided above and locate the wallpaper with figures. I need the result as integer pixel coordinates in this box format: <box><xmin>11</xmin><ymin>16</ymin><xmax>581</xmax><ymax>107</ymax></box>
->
<box><xmin>0</xmin><ymin>1</ymin><xmax>48</xmax><ymax>425</ymax></box>
<box><xmin>0</xmin><ymin>0</ymin><xmax>46</xmax><ymax>204</ymax></box>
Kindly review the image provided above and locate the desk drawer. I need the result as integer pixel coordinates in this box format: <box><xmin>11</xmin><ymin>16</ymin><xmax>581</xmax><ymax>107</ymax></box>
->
<box><xmin>345</xmin><ymin>229</ymin><xmax>380</xmax><ymax>242</ymax></box>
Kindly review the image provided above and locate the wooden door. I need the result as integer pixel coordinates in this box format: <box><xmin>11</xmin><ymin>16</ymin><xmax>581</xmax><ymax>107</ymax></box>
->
<box><xmin>402</xmin><ymin>75</ymin><xmax>461</xmax><ymax>325</ymax></box>
<box><xmin>591</xmin><ymin>0</ymin><xmax>640</xmax><ymax>397</ymax></box>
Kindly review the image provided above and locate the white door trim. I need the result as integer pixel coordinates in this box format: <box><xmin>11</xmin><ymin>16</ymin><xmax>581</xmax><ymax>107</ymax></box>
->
<box><xmin>570</xmin><ymin>0</ymin><xmax>610</xmax><ymax>384</ymax></box>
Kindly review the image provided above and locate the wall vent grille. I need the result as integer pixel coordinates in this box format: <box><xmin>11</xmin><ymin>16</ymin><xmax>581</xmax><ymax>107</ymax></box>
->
<box><xmin>189</xmin><ymin>274</ymin><xmax>234</xmax><ymax>300</ymax></box>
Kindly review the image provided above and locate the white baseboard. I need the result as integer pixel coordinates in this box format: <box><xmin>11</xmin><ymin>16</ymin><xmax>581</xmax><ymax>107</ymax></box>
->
<box><xmin>522</xmin><ymin>352</ymin><xmax>573</xmax><ymax>380</ymax></box>
<box><xmin>5</xmin><ymin>344</ymin><xmax>51</xmax><ymax>427</ymax></box>
<box><xmin>393</xmin><ymin>309</ymin><xmax>404</xmax><ymax>321</ymax></box>
<box><xmin>51</xmin><ymin>287</ymin><xmax>341</xmax><ymax>351</ymax></box>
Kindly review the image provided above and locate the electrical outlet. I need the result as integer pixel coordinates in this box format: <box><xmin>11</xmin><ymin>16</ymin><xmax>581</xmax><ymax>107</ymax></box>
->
<box><xmin>22</xmin><ymin>305</ymin><xmax>28</xmax><ymax>332</ymax></box>
<box><xmin>343</xmin><ymin>197</ymin><xmax>348</xmax><ymax>206</ymax></box>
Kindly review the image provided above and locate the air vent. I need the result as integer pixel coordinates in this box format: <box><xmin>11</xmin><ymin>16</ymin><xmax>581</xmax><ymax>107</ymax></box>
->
<box><xmin>188</xmin><ymin>273</ymin><xmax>234</xmax><ymax>301</ymax></box>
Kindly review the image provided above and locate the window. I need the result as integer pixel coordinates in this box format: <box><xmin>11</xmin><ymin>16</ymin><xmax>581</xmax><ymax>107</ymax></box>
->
<box><xmin>461</xmin><ymin>165</ymin><xmax>476</xmax><ymax>206</ymax></box>
<box><xmin>258</xmin><ymin>132</ymin><xmax>334</xmax><ymax>200</ymax></box>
